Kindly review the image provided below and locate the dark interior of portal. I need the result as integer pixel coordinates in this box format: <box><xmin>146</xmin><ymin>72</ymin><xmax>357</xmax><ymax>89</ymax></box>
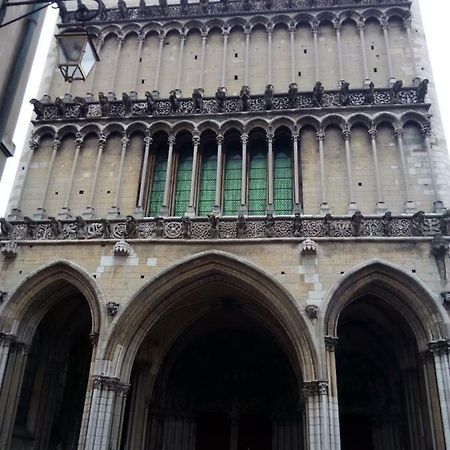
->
<box><xmin>12</xmin><ymin>293</ymin><xmax>92</xmax><ymax>450</ymax></box>
<box><xmin>336</xmin><ymin>295</ymin><xmax>431</xmax><ymax>450</ymax></box>
<box><xmin>123</xmin><ymin>307</ymin><xmax>304</xmax><ymax>450</ymax></box>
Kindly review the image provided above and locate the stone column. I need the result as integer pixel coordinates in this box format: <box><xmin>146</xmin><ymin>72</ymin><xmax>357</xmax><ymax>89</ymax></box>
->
<box><xmin>381</xmin><ymin>17</ymin><xmax>395</xmax><ymax>84</ymax></box>
<box><xmin>244</xmin><ymin>27</ymin><xmax>251</xmax><ymax>86</ymax></box>
<box><xmin>134</xmin><ymin>32</ymin><xmax>145</xmax><ymax>92</ymax></box>
<box><xmin>9</xmin><ymin>138</ymin><xmax>38</xmax><ymax>220</ymax></box>
<box><xmin>135</xmin><ymin>130</ymin><xmax>152</xmax><ymax>217</ymax></box>
<box><xmin>111</xmin><ymin>34</ymin><xmax>125</xmax><ymax>92</ymax></box>
<box><xmin>161</xmin><ymin>135</ymin><xmax>175</xmax><ymax>216</ymax></box>
<box><xmin>368</xmin><ymin>127</ymin><xmax>386</xmax><ymax>213</ymax></box>
<box><xmin>394</xmin><ymin>128</ymin><xmax>416</xmax><ymax>213</ymax></box>
<box><xmin>198</xmin><ymin>28</ymin><xmax>208</xmax><ymax>88</ymax></box>
<box><xmin>221</xmin><ymin>27</ymin><xmax>230</xmax><ymax>87</ymax></box>
<box><xmin>342</xmin><ymin>126</ymin><xmax>357</xmax><ymax>214</ymax></box>
<box><xmin>59</xmin><ymin>132</ymin><xmax>84</xmax><ymax>219</ymax></box>
<box><xmin>289</xmin><ymin>24</ymin><xmax>296</xmax><ymax>83</ymax></box>
<box><xmin>333</xmin><ymin>18</ymin><xmax>344</xmax><ymax>82</ymax></box>
<box><xmin>108</xmin><ymin>134</ymin><xmax>129</xmax><ymax>218</ymax></box>
<box><xmin>240</xmin><ymin>133</ymin><xmax>248</xmax><ymax>213</ymax></box>
<box><xmin>303</xmin><ymin>380</ymin><xmax>330</xmax><ymax>450</ymax></box>
<box><xmin>0</xmin><ymin>334</ymin><xmax>29</xmax><ymax>450</ymax></box>
<box><xmin>83</xmin><ymin>375</ymin><xmax>130</xmax><ymax>450</ymax></box>
<box><xmin>421</xmin><ymin>123</ymin><xmax>444</xmax><ymax>212</ymax></box>
<box><xmin>357</xmin><ymin>19</ymin><xmax>370</xmax><ymax>84</ymax></box>
<box><xmin>292</xmin><ymin>131</ymin><xmax>301</xmax><ymax>211</ymax></box>
<box><xmin>176</xmin><ymin>31</ymin><xmax>186</xmax><ymax>91</ymax></box>
<box><xmin>84</xmin><ymin>133</ymin><xmax>107</xmax><ymax>218</ymax></box>
<box><xmin>404</xmin><ymin>17</ymin><xmax>417</xmax><ymax>79</ymax></box>
<box><xmin>187</xmin><ymin>132</ymin><xmax>200</xmax><ymax>216</ymax></box>
<box><xmin>88</xmin><ymin>35</ymin><xmax>104</xmax><ymax>95</ymax></box>
<box><xmin>316</xmin><ymin>130</ymin><xmax>329</xmax><ymax>214</ymax></box>
<box><xmin>267</xmin><ymin>131</ymin><xmax>274</xmax><ymax>212</ymax></box>
<box><xmin>34</xmin><ymin>136</ymin><xmax>61</xmax><ymax>219</ymax></box>
<box><xmin>214</xmin><ymin>134</ymin><xmax>224</xmax><ymax>212</ymax></box>
<box><xmin>325</xmin><ymin>337</ymin><xmax>341</xmax><ymax>450</ymax></box>
<box><xmin>267</xmin><ymin>23</ymin><xmax>273</xmax><ymax>85</ymax></box>
<box><xmin>154</xmin><ymin>33</ymin><xmax>165</xmax><ymax>95</ymax></box>
<box><xmin>312</xmin><ymin>23</ymin><xmax>320</xmax><ymax>82</ymax></box>
<box><xmin>428</xmin><ymin>340</ymin><xmax>450</xmax><ymax>449</ymax></box>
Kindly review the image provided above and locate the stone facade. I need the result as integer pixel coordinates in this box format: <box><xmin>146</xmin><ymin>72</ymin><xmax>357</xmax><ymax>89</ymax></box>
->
<box><xmin>1</xmin><ymin>0</ymin><xmax>450</xmax><ymax>450</ymax></box>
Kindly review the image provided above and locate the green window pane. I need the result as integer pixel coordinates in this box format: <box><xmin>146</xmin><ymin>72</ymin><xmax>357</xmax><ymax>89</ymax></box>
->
<box><xmin>198</xmin><ymin>148</ymin><xmax>217</xmax><ymax>216</ymax></box>
<box><xmin>174</xmin><ymin>150</ymin><xmax>193</xmax><ymax>216</ymax></box>
<box><xmin>274</xmin><ymin>148</ymin><xmax>293</xmax><ymax>214</ymax></box>
<box><xmin>223</xmin><ymin>149</ymin><xmax>242</xmax><ymax>216</ymax></box>
<box><xmin>248</xmin><ymin>149</ymin><xmax>267</xmax><ymax>215</ymax></box>
<box><xmin>148</xmin><ymin>149</ymin><xmax>167</xmax><ymax>216</ymax></box>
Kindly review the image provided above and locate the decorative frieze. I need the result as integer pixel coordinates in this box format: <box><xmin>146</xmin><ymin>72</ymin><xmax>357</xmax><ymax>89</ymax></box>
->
<box><xmin>0</xmin><ymin>213</ymin><xmax>447</xmax><ymax>243</ymax></box>
<box><xmin>91</xmin><ymin>375</ymin><xmax>129</xmax><ymax>394</ymax></box>
<box><xmin>61</xmin><ymin>0</ymin><xmax>408</xmax><ymax>25</ymax></box>
<box><xmin>30</xmin><ymin>87</ymin><xmax>420</xmax><ymax>124</ymax></box>
<box><xmin>303</xmin><ymin>380</ymin><xmax>328</xmax><ymax>397</ymax></box>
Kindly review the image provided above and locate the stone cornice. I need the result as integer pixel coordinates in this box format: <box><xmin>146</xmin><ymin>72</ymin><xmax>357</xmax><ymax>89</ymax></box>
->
<box><xmin>0</xmin><ymin>212</ymin><xmax>447</xmax><ymax>242</ymax></box>
<box><xmin>31</xmin><ymin>87</ymin><xmax>423</xmax><ymax>125</ymax></box>
<box><xmin>59</xmin><ymin>0</ymin><xmax>410</xmax><ymax>27</ymax></box>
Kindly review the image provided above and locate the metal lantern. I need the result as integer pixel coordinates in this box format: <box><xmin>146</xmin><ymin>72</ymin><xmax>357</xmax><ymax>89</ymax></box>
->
<box><xmin>55</xmin><ymin>31</ymin><xmax>99</xmax><ymax>82</ymax></box>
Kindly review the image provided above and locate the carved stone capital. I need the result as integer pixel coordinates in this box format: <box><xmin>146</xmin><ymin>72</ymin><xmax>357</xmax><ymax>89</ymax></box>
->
<box><xmin>29</xmin><ymin>139</ymin><xmax>39</xmax><ymax>152</ymax></box>
<box><xmin>144</xmin><ymin>135</ymin><xmax>153</xmax><ymax>146</ymax></box>
<box><xmin>0</xmin><ymin>332</ymin><xmax>17</xmax><ymax>347</ymax></box>
<box><xmin>168</xmin><ymin>135</ymin><xmax>176</xmax><ymax>146</ymax></box>
<box><xmin>92</xmin><ymin>375</ymin><xmax>130</xmax><ymax>394</ymax></box>
<box><xmin>357</xmin><ymin>19</ymin><xmax>366</xmax><ymax>32</ymax></box>
<box><xmin>325</xmin><ymin>336</ymin><xmax>339</xmax><ymax>351</ymax></box>
<box><xmin>75</xmin><ymin>131</ymin><xmax>84</xmax><ymax>147</ymax></box>
<box><xmin>421</xmin><ymin>123</ymin><xmax>432</xmax><ymax>138</ymax></box>
<box><xmin>300</xmin><ymin>238</ymin><xmax>317</xmax><ymax>254</ymax></box>
<box><xmin>244</xmin><ymin>26</ymin><xmax>251</xmax><ymax>37</ymax></box>
<box><xmin>332</xmin><ymin>18</ymin><xmax>342</xmax><ymax>31</ymax></box>
<box><xmin>368</xmin><ymin>127</ymin><xmax>377</xmax><ymax>140</ymax></box>
<box><xmin>2</xmin><ymin>241</ymin><xmax>18</xmax><ymax>258</ymax></box>
<box><xmin>192</xmin><ymin>133</ymin><xmax>201</xmax><ymax>146</ymax></box>
<box><xmin>89</xmin><ymin>332</ymin><xmax>99</xmax><ymax>346</ymax></box>
<box><xmin>441</xmin><ymin>292</ymin><xmax>450</xmax><ymax>307</ymax></box>
<box><xmin>113</xmin><ymin>239</ymin><xmax>133</xmax><ymax>256</ymax></box>
<box><xmin>316</xmin><ymin>130</ymin><xmax>325</xmax><ymax>142</ymax></box>
<box><xmin>266</xmin><ymin>131</ymin><xmax>274</xmax><ymax>144</ymax></box>
<box><xmin>403</xmin><ymin>16</ymin><xmax>412</xmax><ymax>30</ymax></box>
<box><xmin>394</xmin><ymin>128</ymin><xmax>404</xmax><ymax>140</ymax></box>
<box><xmin>342</xmin><ymin>126</ymin><xmax>351</xmax><ymax>141</ymax></box>
<box><xmin>291</xmin><ymin>131</ymin><xmax>299</xmax><ymax>141</ymax></box>
<box><xmin>98</xmin><ymin>132</ymin><xmax>107</xmax><ymax>148</ymax></box>
<box><xmin>117</xmin><ymin>34</ymin><xmax>125</xmax><ymax>46</ymax></box>
<box><xmin>303</xmin><ymin>380</ymin><xmax>328</xmax><ymax>397</ymax></box>
<box><xmin>311</xmin><ymin>23</ymin><xmax>319</xmax><ymax>35</ymax></box>
<box><xmin>380</xmin><ymin>16</ymin><xmax>389</xmax><ymax>31</ymax></box>
<box><xmin>428</xmin><ymin>339</ymin><xmax>450</xmax><ymax>355</ymax></box>
<box><xmin>137</xmin><ymin>31</ymin><xmax>145</xmax><ymax>44</ymax></box>
<box><xmin>0</xmin><ymin>291</ymin><xmax>7</xmax><ymax>303</ymax></box>
<box><xmin>121</xmin><ymin>135</ymin><xmax>130</xmax><ymax>147</ymax></box>
<box><xmin>52</xmin><ymin>137</ymin><xmax>61</xmax><ymax>151</ymax></box>
<box><xmin>216</xmin><ymin>134</ymin><xmax>224</xmax><ymax>145</ymax></box>
<box><xmin>240</xmin><ymin>133</ymin><xmax>249</xmax><ymax>145</ymax></box>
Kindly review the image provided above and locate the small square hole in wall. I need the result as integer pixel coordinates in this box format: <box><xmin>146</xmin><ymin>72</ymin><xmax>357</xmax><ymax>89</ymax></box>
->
<box><xmin>93</xmin><ymin>274</ymin><xmax>97</xmax><ymax>278</ymax></box>
<box><xmin>371</xmin><ymin>45</ymin><xmax>374</xmax><ymax>50</ymax></box>
<box><xmin>22</xmin><ymin>166</ymin><xmax>25</xmax><ymax>170</ymax></box>
<box><xmin>194</xmin><ymin>55</ymin><xmax>198</xmax><ymax>59</ymax></box>
<box><xmin>235</xmin><ymin>52</ymin><xmax>238</xmax><ymax>57</ymax></box>
<box><xmin>303</xmin><ymin>49</ymin><xmax>307</xmax><ymax>54</ymax></box>
<box><xmin>139</xmin><ymin>57</ymin><xmax>142</xmax><ymax>62</ymax></box>
<box><xmin>358</xmin><ymin>182</ymin><xmax>362</xmax><ymax>186</ymax></box>
<box><xmin>234</xmin><ymin>75</ymin><xmax>238</xmax><ymax>80</ymax></box>
<box><xmin>140</xmin><ymin>274</ymin><xmax>145</xmax><ymax>279</ymax></box>
<box><xmin>141</xmin><ymin>79</ymin><xmax>145</xmax><ymax>84</ymax></box>
<box><xmin>107</xmin><ymin>190</ymin><xmax>111</xmax><ymax>194</ymax></box>
<box><xmin>298</xmin><ymin>71</ymin><xmax>302</xmax><ymax>76</ymax></box>
<box><xmin>376</xmin><ymin>54</ymin><xmax>380</xmax><ymax>59</ymax></box>
<box><xmin>79</xmin><ymin>190</ymin><xmax>84</xmax><ymax>194</ymax></box>
<box><xmin>54</xmin><ymin>191</ymin><xmax>58</xmax><ymax>195</ymax></box>
<box><xmin>412</xmin><ymin>269</ymin><xmax>416</xmax><ymax>273</ymax></box>
<box><xmin>373</xmin><ymin>68</ymin><xmax>378</xmax><ymax>73</ymax></box>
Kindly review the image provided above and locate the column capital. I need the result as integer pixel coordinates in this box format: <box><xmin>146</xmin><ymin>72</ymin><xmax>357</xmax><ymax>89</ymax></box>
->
<box><xmin>267</xmin><ymin>22</ymin><xmax>274</xmax><ymax>35</ymax></box>
<box><xmin>380</xmin><ymin>16</ymin><xmax>389</xmax><ymax>31</ymax></box>
<box><xmin>52</xmin><ymin>136</ymin><xmax>61</xmax><ymax>151</ymax></box>
<box><xmin>222</xmin><ymin>26</ymin><xmax>231</xmax><ymax>38</ymax></box>
<box><xmin>266</xmin><ymin>131</ymin><xmax>274</xmax><ymax>143</ymax></box>
<box><xmin>291</xmin><ymin>131</ymin><xmax>299</xmax><ymax>141</ymax></box>
<box><xmin>144</xmin><ymin>135</ymin><xmax>153</xmax><ymax>146</ymax></box>
<box><xmin>316</xmin><ymin>130</ymin><xmax>325</xmax><ymax>142</ymax></box>
<box><xmin>357</xmin><ymin>18</ymin><xmax>366</xmax><ymax>32</ymax></box>
<box><xmin>303</xmin><ymin>380</ymin><xmax>328</xmax><ymax>397</ymax></box>
<box><xmin>216</xmin><ymin>134</ymin><xmax>224</xmax><ymax>145</ymax></box>
<box><xmin>342</xmin><ymin>126</ymin><xmax>351</xmax><ymax>141</ymax></box>
<box><xmin>240</xmin><ymin>132</ymin><xmax>249</xmax><ymax>144</ymax></box>
<box><xmin>192</xmin><ymin>132</ymin><xmax>201</xmax><ymax>146</ymax></box>
<box><xmin>428</xmin><ymin>339</ymin><xmax>450</xmax><ymax>355</ymax></box>
<box><xmin>98</xmin><ymin>132</ymin><xmax>107</xmax><ymax>148</ymax></box>
<box><xmin>394</xmin><ymin>128</ymin><xmax>404</xmax><ymax>139</ymax></box>
<box><xmin>75</xmin><ymin>131</ymin><xmax>84</xmax><ymax>148</ymax></box>
<box><xmin>117</xmin><ymin>33</ymin><xmax>125</xmax><ymax>46</ymax></box>
<box><xmin>92</xmin><ymin>374</ymin><xmax>130</xmax><ymax>394</ymax></box>
<box><xmin>0</xmin><ymin>332</ymin><xmax>17</xmax><ymax>347</ymax></box>
<box><xmin>288</xmin><ymin>22</ymin><xmax>296</xmax><ymax>34</ymax></box>
<box><xmin>89</xmin><ymin>332</ymin><xmax>99</xmax><ymax>346</ymax></box>
<box><xmin>403</xmin><ymin>16</ymin><xmax>412</xmax><ymax>30</ymax></box>
<box><xmin>29</xmin><ymin>138</ymin><xmax>39</xmax><ymax>151</ymax></box>
<box><xmin>244</xmin><ymin>26</ymin><xmax>252</xmax><ymax>37</ymax></box>
<box><xmin>201</xmin><ymin>27</ymin><xmax>208</xmax><ymax>39</ymax></box>
<box><xmin>168</xmin><ymin>135</ymin><xmax>176</xmax><ymax>146</ymax></box>
<box><xmin>312</xmin><ymin>23</ymin><xmax>319</xmax><ymax>35</ymax></box>
<box><xmin>332</xmin><ymin>18</ymin><xmax>342</xmax><ymax>31</ymax></box>
<box><xmin>368</xmin><ymin>127</ymin><xmax>378</xmax><ymax>140</ymax></box>
<box><xmin>121</xmin><ymin>135</ymin><xmax>130</xmax><ymax>147</ymax></box>
<box><xmin>96</xmin><ymin>34</ymin><xmax>105</xmax><ymax>47</ymax></box>
<box><xmin>137</xmin><ymin>31</ymin><xmax>145</xmax><ymax>44</ymax></box>
<box><xmin>325</xmin><ymin>335</ymin><xmax>339</xmax><ymax>351</ymax></box>
<box><xmin>421</xmin><ymin>123</ymin><xmax>432</xmax><ymax>137</ymax></box>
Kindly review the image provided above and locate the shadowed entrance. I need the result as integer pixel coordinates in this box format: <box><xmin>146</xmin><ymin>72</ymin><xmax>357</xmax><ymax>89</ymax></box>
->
<box><xmin>123</xmin><ymin>306</ymin><xmax>303</xmax><ymax>450</ymax></box>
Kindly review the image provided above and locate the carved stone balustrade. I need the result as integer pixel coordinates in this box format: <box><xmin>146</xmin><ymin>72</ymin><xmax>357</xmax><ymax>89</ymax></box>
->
<box><xmin>32</xmin><ymin>87</ymin><xmax>421</xmax><ymax>124</ymax></box>
<box><xmin>61</xmin><ymin>0</ymin><xmax>409</xmax><ymax>24</ymax></box>
<box><xmin>0</xmin><ymin>213</ymin><xmax>447</xmax><ymax>243</ymax></box>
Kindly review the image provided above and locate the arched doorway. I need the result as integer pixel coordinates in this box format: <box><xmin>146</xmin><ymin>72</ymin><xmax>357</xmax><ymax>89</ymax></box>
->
<box><xmin>123</xmin><ymin>307</ymin><xmax>303</xmax><ymax>450</ymax></box>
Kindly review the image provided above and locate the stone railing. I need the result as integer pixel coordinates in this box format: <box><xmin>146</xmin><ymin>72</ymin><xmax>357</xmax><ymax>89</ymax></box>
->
<box><xmin>32</xmin><ymin>87</ymin><xmax>420</xmax><ymax>123</ymax></box>
<box><xmin>0</xmin><ymin>212</ymin><xmax>447</xmax><ymax>243</ymax></box>
<box><xmin>62</xmin><ymin>0</ymin><xmax>409</xmax><ymax>24</ymax></box>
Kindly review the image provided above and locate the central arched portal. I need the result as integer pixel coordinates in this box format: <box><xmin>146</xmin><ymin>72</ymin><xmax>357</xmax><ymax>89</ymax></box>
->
<box><xmin>121</xmin><ymin>307</ymin><xmax>304</xmax><ymax>450</ymax></box>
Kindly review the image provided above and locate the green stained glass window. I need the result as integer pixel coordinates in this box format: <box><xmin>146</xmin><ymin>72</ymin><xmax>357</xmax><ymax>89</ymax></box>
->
<box><xmin>198</xmin><ymin>148</ymin><xmax>217</xmax><ymax>216</ymax></box>
<box><xmin>148</xmin><ymin>149</ymin><xmax>167</xmax><ymax>216</ymax></box>
<box><xmin>274</xmin><ymin>148</ymin><xmax>293</xmax><ymax>214</ymax></box>
<box><xmin>248</xmin><ymin>148</ymin><xmax>267</xmax><ymax>215</ymax></box>
<box><xmin>174</xmin><ymin>149</ymin><xmax>193</xmax><ymax>216</ymax></box>
<box><xmin>223</xmin><ymin>148</ymin><xmax>242</xmax><ymax>216</ymax></box>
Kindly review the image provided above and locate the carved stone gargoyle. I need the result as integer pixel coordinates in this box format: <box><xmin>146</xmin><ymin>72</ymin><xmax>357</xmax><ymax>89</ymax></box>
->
<box><xmin>74</xmin><ymin>96</ymin><xmax>88</xmax><ymax>118</ymax></box>
<box><xmin>431</xmin><ymin>234</ymin><xmax>449</xmax><ymax>287</ymax></box>
<box><xmin>351</xmin><ymin>210</ymin><xmax>363</xmax><ymax>237</ymax></box>
<box><xmin>117</xmin><ymin>0</ymin><xmax>127</xmax><ymax>19</ymax></box>
<box><xmin>154</xmin><ymin>216</ymin><xmax>164</xmax><ymax>238</ymax></box>
<box><xmin>0</xmin><ymin>218</ymin><xmax>13</xmax><ymax>238</ymax></box>
<box><xmin>339</xmin><ymin>80</ymin><xmax>350</xmax><ymax>106</ymax></box>
<box><xmin>288</xmin><ymin>83</ymin><xmax>298</xmax><ymax>108</ymax></box>
<box><xmin>159</xmin><ymin>0</ymin><xmax>167</xmax><ymax>14</ymax></box>
<box><xmin>145</xmin><ymin>91</ymin><xmax>156</xmax><ymax>114</ymax></box>
<box><xmin>199</xmin><ymin>0</ymin><xmax>208</xmax><ymax>12</ymax></box>
<box><xmin>265</xmin><ymin>213</ymin><xmax>275</xmax><ymax>237</ymax></box>
<box><xmin>416</xmin><ymin>78</ymin><xmax>429</xmax><ymax>103</ymax></box>
<box><xmin>305</xmin><ymin>304</ymin><xmax>318</xmax><ymax>320</ymax></box>
<box><xmin>180</xmin><ymin>0</ymin><xmax>188</xmax><ymax>13</ymax></box>
<box><xmin>169</xmin><ymin>90</ymin><xmax>180</xmax><ymax>113</ymax></box>
<box><xmin>122</xmin><ymin>92</ymin><xmax>133</xmax><ymax>116</ymax></box>
<box><xmin>236</xmin><ymin>214</ymin><xmax>246</xmax><ymax>238</ymax></box>
<box><xmin>192</xmin><ymin>88</ymin><xmax>204</xmax><ymax>113</ymax></box>
<box><xmin>99</xmin><ymin>92</ymin><xmax>110</xmax><ymax>117</ymax></box>
<box><xmin>390</xmin><ymin>80</ymin><xmax>403</xmax><ymax>104</ymax></box>
<box><xmin>1</xmin><ymin>241</ymin><xmax>17</xmax><ymax>259</ymax></box>
<box><xmin>181</xmin><ymin>216</ymin><xmax>191</xmax><ymax>239</ymax></box>
<box><xmin>106</xmin><ymin>301</ymin><xmax>120</xmax><ymax>316</ymax></box>
<box><xmin>240</xmin><ymin>85</ymin><xmax>250</xmax><ymax>111</ymax></box>
<box><xmin>264</xmin><ymin>84</ymin><xmax>274</xmax><ymax>110</ymax></box>
<box><xmin>55</xmin><ymin>97</ymin><xmax>66</xmax><ymax>117</ymax></box>
<box><xmin>215</xmin><ymin>87</ymin><xmax>227</xmax><ymax>112</ymax></box>
<box><xmin>313</xmin><ymin>81</ymin><xmax>324</xmax><ymax>107</ymax></box>
<box><xmin>30</xmin><ymin>98</ymin><xmax>44</xmax><ymax>120</ymax></box>
<box><xmin>364</xmin><ymin>81</ymin><xmax>375</xmax><ymax>105</ymax></box>
<box><xmin>208</xmin><ymin>213</ymin><xmax>219</xmax><ymax>238</ymax></box>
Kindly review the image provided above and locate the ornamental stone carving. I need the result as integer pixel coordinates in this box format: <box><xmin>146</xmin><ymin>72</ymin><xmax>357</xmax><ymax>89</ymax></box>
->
<box><xmin>305</xmin><ymin>304</ymin><xmax>318</xmax><ymax>319</ymax></box>
<box><xmin>0</xmin><ymin>291</ymin><xmax>7</xmax><ymax>303</ymax></box>
<box><xmin>113</xmin><ymin>239</ymin><xmax>134</xmax><ymax>256</ymax></box>
<box><xmin>300</xmin><ymin>238</ymin><xmax>318</xmax><ymax>254</ymax></box>
<box><xmin>1</xmin><ymin>241</ymin><xmax>18</xmax><ymax>258</ymax></box>
<box><xmin>106</xmin><ymin>302</ymin><xmax>120</xmax><ymax>316</ymax></box>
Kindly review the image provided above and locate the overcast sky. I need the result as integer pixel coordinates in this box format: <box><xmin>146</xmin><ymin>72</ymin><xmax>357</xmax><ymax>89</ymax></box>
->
<box><xmin>0</xmin><ymin>0</ymin><xmax>449</xmax><ymax>216</ymax></box>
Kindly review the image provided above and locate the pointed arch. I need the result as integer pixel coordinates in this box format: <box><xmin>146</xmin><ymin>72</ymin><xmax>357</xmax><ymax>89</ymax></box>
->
<box><xmin>102</xmin><ymin>250</ymin><xmax>319</xmax><ymax>383</ymax></box>
<box><xmin>320</xmin><ymin>259</ymin><xmax>450</xmax><ymax>349</ymax></box>
<box><xmin>0</xmin><ymin>260</ymin><xmax>103</xmax><ymax>344</ymax></box>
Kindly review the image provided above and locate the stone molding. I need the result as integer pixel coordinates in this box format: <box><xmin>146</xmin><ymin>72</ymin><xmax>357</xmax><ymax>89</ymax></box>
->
<box><xmin>302</xmin><ymin>380</ymin><xmax>328</xmax><ymax>397</ymax></box>
<box><xmin>60</xmin><ymin>0</ymin><xmax>409</xmax><ymax>25</ymax></box>
<box><xmin>0</xmin><ymin>213</ymin><xmax>446</xmax><ymax>243</ymax></box>
<box><xmin>428</xmin><ymin>339</ymin><xmax>450</xmax><ymax>355</ymax></box>
<box><xmin>31</xmin><ymin>87</ymin><xmax>421</xmax><ymax>124</ymax></box>
<box><xmin>91</xmin><ymin>375</ymin><xmax>130</xmax><ymax>394</ymax></box>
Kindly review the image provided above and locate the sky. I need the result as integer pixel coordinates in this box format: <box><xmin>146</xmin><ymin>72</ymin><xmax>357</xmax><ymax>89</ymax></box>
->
<box><xmin>0</xmin><ymin>0</ymin><xmax>449</xmax><ymax>217</ymax></box>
